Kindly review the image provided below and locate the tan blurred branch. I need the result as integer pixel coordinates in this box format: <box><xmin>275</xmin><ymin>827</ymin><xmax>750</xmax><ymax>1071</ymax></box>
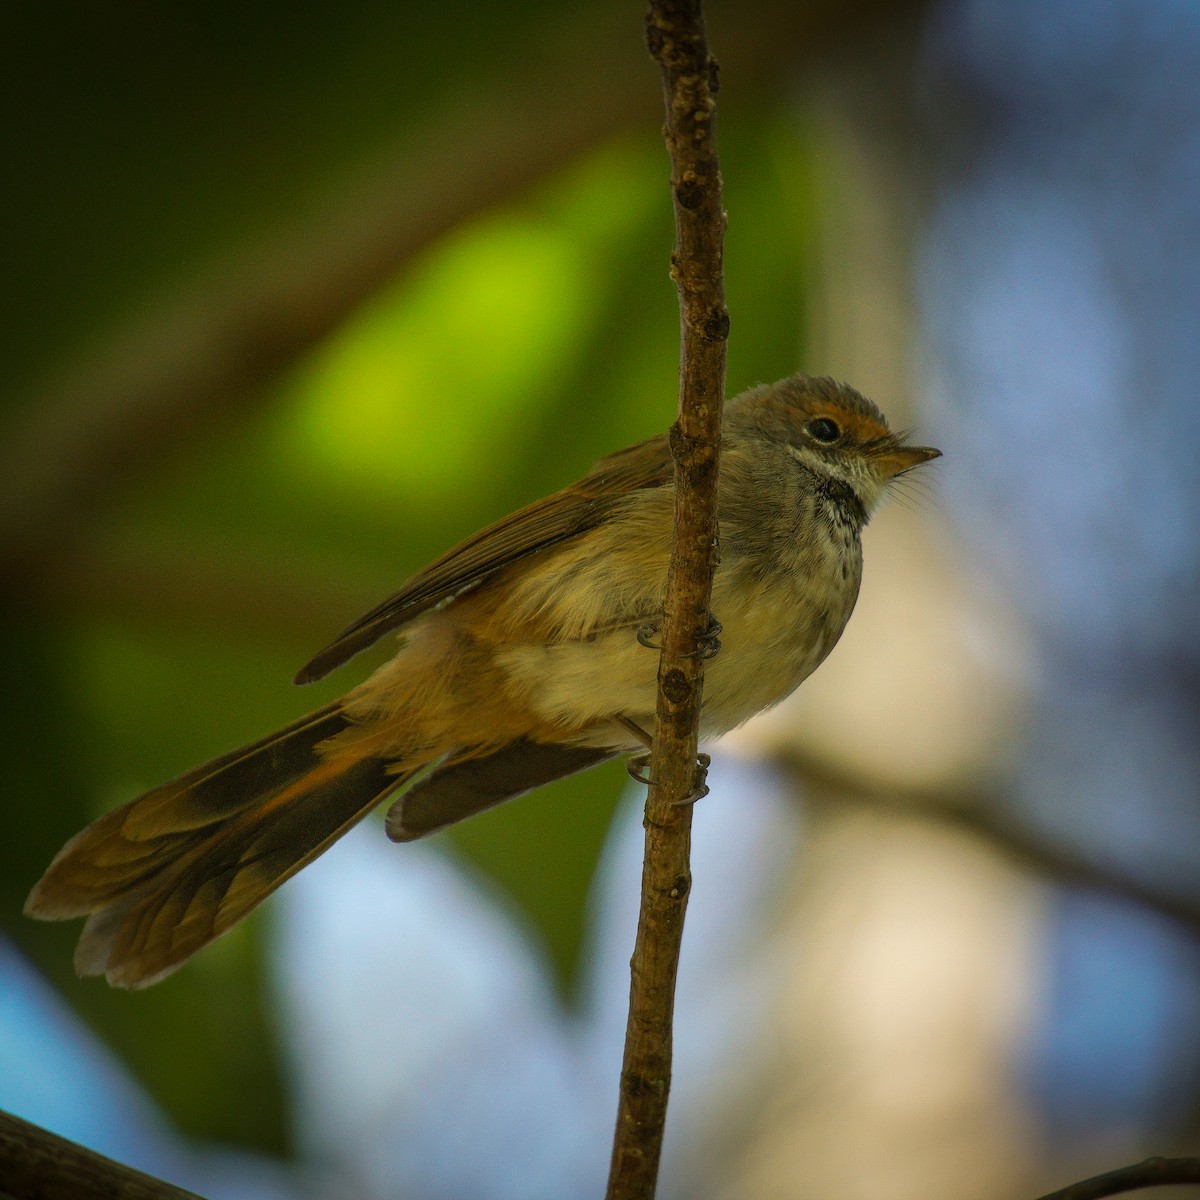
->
<box><xmin>1034</xmin><ymin>1157</ymin><xmax>1200</xmax><ymax>1199</ymax></box>
<box><xmin>785</xmin><ymin>749</ymin><xmax>1200</xmax><ymax>937</ymax></box>
<box><xmin>606</xmin><ymin>3</ymin><xmax>727</xmax><ymax>1198</ymax></box>
<box><xmin>0</xmin><ymin>1109</ymin><xmax>204</xmax><ymax>1200</ymax></box>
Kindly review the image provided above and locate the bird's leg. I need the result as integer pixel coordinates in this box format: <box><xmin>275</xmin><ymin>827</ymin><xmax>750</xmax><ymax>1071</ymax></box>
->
<box><xmin>614</xmin><ymin>715</ymin><xmax>652</xmax><ymax>792</ymax></box>
<box><xmin>615</xmin><ymin>715</ymin><xmax>654</xmax><ymax>748</ymax></box>
<box><xmin>616</xmin><ymin>716</ymin><xmax>654</xmax><ymax>785</ymax></box>
<box><xmin>615</xmin><ymin>715</ymin><xmax>710</xmax><ymax>803</ymax></box>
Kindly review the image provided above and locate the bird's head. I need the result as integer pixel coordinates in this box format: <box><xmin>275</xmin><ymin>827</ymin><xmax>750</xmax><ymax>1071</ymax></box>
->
<box><xmin>732</xmin><ymin>374</ymin><xmax>940</xmax><ymax>521</ymax></box>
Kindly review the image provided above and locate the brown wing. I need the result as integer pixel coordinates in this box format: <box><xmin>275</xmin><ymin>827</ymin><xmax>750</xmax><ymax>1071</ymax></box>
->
<box><xmin>294</xmin><ymin>433</ymin><xmax>673</xmax><ymax>683</ymax></box>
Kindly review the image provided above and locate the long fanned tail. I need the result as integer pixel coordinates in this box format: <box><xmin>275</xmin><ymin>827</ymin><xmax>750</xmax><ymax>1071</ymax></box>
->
<box><xmin>387</xmin><ymin>739</ymin><xmax>614</xmax><ymax>841</ymax></box>
<box><xmin>25</xmin><ymin>703</ymin><xmax>412</xmax><ymax>989</ymax></box>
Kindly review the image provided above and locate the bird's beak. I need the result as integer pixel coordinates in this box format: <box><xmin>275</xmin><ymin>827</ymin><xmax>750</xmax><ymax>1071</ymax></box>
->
<box><xmin>872</xmin><ymin>444</ymin><xmax>941</xmax><ymax>480</ymax></box>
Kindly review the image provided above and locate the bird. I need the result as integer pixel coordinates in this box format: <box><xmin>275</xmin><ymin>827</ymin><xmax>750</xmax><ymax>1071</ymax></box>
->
<box><xmin>25</xmin><ymin>373</ymin><xmax>939</xmax><ymax>988</ymax></box>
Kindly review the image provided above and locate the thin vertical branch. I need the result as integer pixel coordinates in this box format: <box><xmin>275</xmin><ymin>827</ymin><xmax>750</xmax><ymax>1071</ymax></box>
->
<box><xmin>605</xmin><ymin>2</ymin><xmax>728</xmax><ymax>1198</ymax></box>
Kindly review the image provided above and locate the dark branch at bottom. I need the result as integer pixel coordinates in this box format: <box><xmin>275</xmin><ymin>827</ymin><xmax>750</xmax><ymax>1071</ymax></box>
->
<box><xmin>1034</xmin><ymin>1156</ymin><xmax>1200</xmax><ymax>1200</ymax></box>
<box><xmin>0</xmin><ymin>1108</ymin><xmax>205</xmax><ymax>1200</ymax></box>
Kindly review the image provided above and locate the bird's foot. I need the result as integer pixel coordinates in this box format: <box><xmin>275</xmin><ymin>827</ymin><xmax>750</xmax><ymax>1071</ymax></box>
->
<box><xmin>635</xmin><ymin>622</ymin><xmax>660</xmax><ymax>651</ymax></box>
<box><xmin>624</xmin><ymin>750</ymin><xmax>711</xmax><ymax>805</ymax></box>
<box><xmin>626</xmin><ymin>752</ymin><xmax>653</xmax><ymax>786</ymax></box>
<box><xmin>678</xmin><ymin>752</ymin><xmax>711</xmax><ymax>806</ymax></box>
<box><xmin>694</xmin><ymin>615</ymin><xmax>722</xmax><ymax>660</ymax></box>
<box><xmin>635</xmin><ymin>613</ymin><xmax>722</xmax><ymax>660</ymax></box>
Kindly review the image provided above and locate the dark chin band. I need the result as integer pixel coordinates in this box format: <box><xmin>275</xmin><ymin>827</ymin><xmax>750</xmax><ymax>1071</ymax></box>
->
<box><xmin>816</xmin><ymin>475</ymin><xmax>868</xmax><ymax>528</ymax></box>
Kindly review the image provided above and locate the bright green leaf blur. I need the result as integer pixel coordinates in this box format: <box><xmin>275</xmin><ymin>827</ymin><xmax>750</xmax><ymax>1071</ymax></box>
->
<box><xmin>285</xmin><ymin>139</ymin><xmax>662</xmax><ymax>506</ymax></box>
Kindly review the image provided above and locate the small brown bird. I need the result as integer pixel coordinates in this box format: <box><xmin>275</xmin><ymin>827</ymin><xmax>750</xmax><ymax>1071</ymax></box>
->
<box><xmin>26</xmin><ymin>374</ymin><xmax>938</xmax><ymax>987</ymax></box>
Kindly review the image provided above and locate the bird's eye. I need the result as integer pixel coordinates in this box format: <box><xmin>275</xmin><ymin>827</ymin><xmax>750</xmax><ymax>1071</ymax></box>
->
<box><xmin>806</xmin><ymin>417</ymin><xmax>841</xmax><ymax>444</ymax></box>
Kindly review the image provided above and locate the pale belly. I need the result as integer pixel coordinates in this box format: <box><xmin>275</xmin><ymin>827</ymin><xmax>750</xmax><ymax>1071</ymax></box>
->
<box><xmin>494</xmin><ymin>561</ymin><xmax>858</xmax><ymax>746</ymax></box>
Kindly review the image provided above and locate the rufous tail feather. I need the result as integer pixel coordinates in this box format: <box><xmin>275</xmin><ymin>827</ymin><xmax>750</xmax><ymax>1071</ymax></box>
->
<box><xmin>25</xmin><ymin>703</ymin><xmax>413</xmax><ymax>989</ymax></box>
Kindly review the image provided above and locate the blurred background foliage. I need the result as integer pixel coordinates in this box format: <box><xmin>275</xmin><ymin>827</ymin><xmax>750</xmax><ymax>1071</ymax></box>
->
<box><xmin>0</xmin><ymin>0</ymin><xmax>863</xmax><ymax>1155</ymax></box>
<box><xmin>8</xmin><ymin>3</ymin><xmax>1200</xmax><ymax>1197</ymax></box>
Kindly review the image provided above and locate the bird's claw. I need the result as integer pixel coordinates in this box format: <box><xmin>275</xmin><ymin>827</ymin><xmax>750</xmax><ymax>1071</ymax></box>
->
<box><xmin>635</xmin><ymin>614</ymin><xmax>722</xmax><ymax>660</ymax></box>
<box><xmin>675</xmin><ymin>752</ymin><xmax>711</xmax><ymax>806</ymax></box>
<box><xmin>636</xmin><ymin>622</ymin><xmax>661</xmax><ymax>651</ymax></box>
<box><xmin>625</xmin><ymin>750</ymin><xmax>711</xmax><ymax>805</ymax></box>
<box><xmin>694</xmin><ymin>615</ymin><xmax>722</xmax><ymax>661</ymax></box>
<box><xmin>626</xmin><ymin>752</ymin><xmax>653</xmax><ymax>786</ymax></box>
